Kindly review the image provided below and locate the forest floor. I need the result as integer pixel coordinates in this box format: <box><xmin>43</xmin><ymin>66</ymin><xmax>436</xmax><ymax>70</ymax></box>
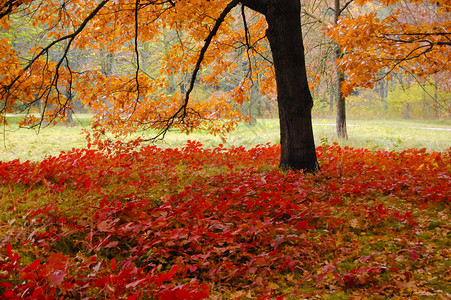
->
<box><xmin>0</xmin><ymin>137</ymin><xmax>450</xmax><ymax>298</ymax></box>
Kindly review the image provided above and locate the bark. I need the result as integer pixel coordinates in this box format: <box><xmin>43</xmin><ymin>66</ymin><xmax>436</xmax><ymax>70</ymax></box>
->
<box><xmin>379</xmin><ymin>79</ymin><xmax>388</xmax><ymax>110</ymax></box>
<box><xmin>264</xmin><ymin>0</ymin><xmax>319</xmax><ymax>172</ymax></box>
<box><xmin>247</xmin><ymin>85</ymin><xmax>257</xmax><ymax>126</ymax></box>
<box><xmin>64</xmin><ymin>90</ymin><xmax>74</xmax><ymax>125</ymax></box>
<box><xmin>335</xmin><ymin>50</ymin><xmax>348</xmax><ymax>139</ymax></box>
<box><xmin>334</xmin><ymin>0</ymin><xmax>348</xmax><ymax>140</ymax></box>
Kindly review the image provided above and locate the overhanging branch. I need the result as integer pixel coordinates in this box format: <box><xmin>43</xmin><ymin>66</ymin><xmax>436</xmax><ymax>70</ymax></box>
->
<box><xmin>149</xmin><ymin>0</ymin><xmax>241</xmax><ymax>141</ymax></box>
<box><xmin>0</xmin><ymin>0</ymin><xmax>22</xmax><ymax>20</ymax></box>
<box><xmin>1</xmin><ymin>0</ymin><xmax>110</xmax><ymax>107</ymax></box>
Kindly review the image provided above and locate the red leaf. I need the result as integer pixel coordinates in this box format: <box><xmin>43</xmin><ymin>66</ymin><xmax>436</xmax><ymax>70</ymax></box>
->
<box><xmin>23</xmin><ymin>259</ymin><xmax>41</xmax><ymax>272</ymax></box>
<box><xmin>125</xmin><ymin>278</ymin><xmax>146</xmax><ymax>289</ymax></box>
<box><xmin>0</xmin><ymin>282</ymin><xmax>13</xmax><ymax>288</ymax></box>
<box><xmin>189</xmin><ymin>265</ymin><xmax>198</xmax><ymax>273</ymax></box>
<box><xmin>110</xmin><ymin>258</ymin><xmax>117</xmax><ymax>271</ymax></box>
<box><xmin>296</xmin><ymin>220</ymin><xmax>309</xmax><ymax>231</ymax></box>
<box><xmin>254</xmin><ymin>276</ymin><xmax>263</xmax><ymax>285</ymax></box>
<box><xmin>97</xmin><ymin>220</ymin><xmax>112</xmax><ymax>232</ymax></box>
<box><xmin>2</xmin><ymin>291</ymin><xmax>15</xmax><ymax>298</ymax></box>
<box><xmin>48</xmin><ymin>270</ymin><xmax>65</xmax><ymax>286</ymax></box>
<box><xmin>105</xmin><ymin>241</ymin><xmax>119</xmax><ymax>248</ymax></box>
<box><xmin>47</xmin><ymin>252</ymin><xmax>67</xmax><ymax>270</ymax></box>
<box><xmin>398</xmin><ymin>249</ymin><xmax>419</xmax><ymax>261</ymax></box>
<box><xmin>5</xmin><ymin>243</ymin><xmax>13</xmax><ymax>257</ymax></box>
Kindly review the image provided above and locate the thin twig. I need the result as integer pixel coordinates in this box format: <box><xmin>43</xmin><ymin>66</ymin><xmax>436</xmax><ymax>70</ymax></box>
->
<box><xmin>148</xmin><ymin>0</ymin><xmax>241</xmax><ymax>141</ymax></box>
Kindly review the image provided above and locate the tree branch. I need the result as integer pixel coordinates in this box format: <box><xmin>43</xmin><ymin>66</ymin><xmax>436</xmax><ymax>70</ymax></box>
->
<box><xmin>339</xmin><ymin>0</ymin><xmax>354</xmax><ymax>15</ymax></box>
<box><xmin>149</xmin><ymin>0</ymin><xmax>241</xmax><ymax>141</ymax></box>
<box><xmin>380</xmin><ymin>32</ymin><xmax>451</xmax><ymax>46</ymax></box>
<box><xmin>2</xmin><ymin>0</ymin><xmax>109</xmax><ymax>99</ymax></box>
<box><xmin>127</xmin><ymin>0</ymin><xmax>141</xmax><ymax>120</ymax></box>
<box><xmin>241</xmin><ymin>4</ymin><xmax>254</xmax><ymax>84</ymax></box>
<box><xmin>240</xmin><ymin>0</ymin><xmax>268</xmax><ymax>15</ymax></box>
<box><xmin>0</xmin><ymin>0</ymin><xmax>22</xmax><ymax>20</ymax></box>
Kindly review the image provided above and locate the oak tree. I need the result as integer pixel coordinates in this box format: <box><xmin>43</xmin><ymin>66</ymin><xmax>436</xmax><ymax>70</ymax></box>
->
<box><xmin>0</xmin><ymin>0</ymin><xmax>319</xmax><ymax>172</ymax></box>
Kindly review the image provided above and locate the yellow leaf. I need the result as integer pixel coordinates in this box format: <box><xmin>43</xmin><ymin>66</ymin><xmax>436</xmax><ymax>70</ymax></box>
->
<box><xmin>349</xmin><ymin>219</ymin><xmax>360</xmax><ymax>229</ymax></box>
<box><xmin>267</xmin><ymin>282</ymin><xmax>279</xmax><ymax>289</ymax></box>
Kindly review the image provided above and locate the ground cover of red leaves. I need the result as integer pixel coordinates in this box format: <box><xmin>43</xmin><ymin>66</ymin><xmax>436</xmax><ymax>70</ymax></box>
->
<box><xmin>0</xmin><ymin>141</ymin><xmax>450</xmax><ymax>299</ymax></box>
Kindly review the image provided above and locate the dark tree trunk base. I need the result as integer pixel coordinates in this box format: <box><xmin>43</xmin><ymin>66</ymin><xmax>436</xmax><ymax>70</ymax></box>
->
<box><xmin>265</xmin><ymin>0</ymin><xmax>319</xmax><ymax>172</ymax></box>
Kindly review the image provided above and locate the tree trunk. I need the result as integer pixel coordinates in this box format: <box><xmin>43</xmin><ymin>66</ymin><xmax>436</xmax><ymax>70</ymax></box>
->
<box><xmin>335</xmin><ymin>55</ymin><xmax>348</xmax><ymax>139</ymax></box>
<box><xmin>379</xmin><ymin>78</ymin><xmax>388</xmax><ymax>110</ymax></box>
<box><xmin>247</xmin><ymin>82</ymin><xmax>257</xmax><ymax>126</ymax></box>
<box><xmin>334</xmin><ymin>0</ymin><xmax>348</xmax><ymax>139</ymax></box>
<box><xmin>64</xmin><ymin>90</ymin><xmax>74</xmax><ymax>125</ymax></box>
<box><xmin>265</xmin><ymin>0</ymin><xmax>318</xmax><ymax>172</ymax></box>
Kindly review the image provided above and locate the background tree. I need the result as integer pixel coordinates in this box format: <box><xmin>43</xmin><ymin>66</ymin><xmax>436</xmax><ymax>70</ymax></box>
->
<box><xmin>333</xmin><ymin>0</ymin><xmax>351</xmax><ymax>139</ymax></box>
<box><xmin>294</xmin><ymin>0</ymin><xmax>353</xmax><ymax>138</ymax></box>
<box><xmin>327</xmin><ymin>0</ymin><xmax>450</xmax><ymax>102</ymax></box>
<box><xmin>297</xmin><ymin>0</ymin><xmax>449</xmax><ymax>122</ymax></box>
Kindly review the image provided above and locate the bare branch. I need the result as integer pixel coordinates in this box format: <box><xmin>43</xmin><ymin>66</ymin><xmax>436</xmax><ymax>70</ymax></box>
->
<box><xmin>1</xmin><ymin>0</ymin><xmax>110</xmax><ymax>100</ymax></box>
<box><xmin>339</xmin><ymin>0</ymin><xmax>354</xmax><ymax>15</ymax></box>
<box><xmin>0</xmin><ymin>0</ymin><xmax>22</xmax><ymax>20</ymax></box>
<box><xmin>241</xmin><ymin>4</ymin><xmax>254</xmax><ymax>84</ymax></box>
<box><xmin>126</xmin><ymin>0</ymin><xmax>141</xmax><ymax>121</ymax></box>
<box><xmin>381</xmin><ymin>32</ymin><xmax>451</xmax><ymax>46</ymax></box>
<box><xmin>148</xmin><ymin>0</ymin><xmax>241</xmax><ymax>141</ymax></box>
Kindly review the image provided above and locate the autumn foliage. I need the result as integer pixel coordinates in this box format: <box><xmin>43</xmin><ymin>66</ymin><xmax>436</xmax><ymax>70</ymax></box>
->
<box><xmin>0</xmin><ymin>0</ymin><xmax>268</xmax><ymax>139</ymax></box>
<box><xmin>1</xmin><ymin>142</ymin><xmax>449</xmax><ymax>298</ymax></box>
<box><xmin>327</xmin><ymin>0</ymin><xmax>450</xmax><ymax>96</ymax></box>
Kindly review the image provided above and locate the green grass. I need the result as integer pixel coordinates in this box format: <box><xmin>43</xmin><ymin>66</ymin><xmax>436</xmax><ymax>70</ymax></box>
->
<box><xmin>1</xmin><ymin>115</ymin><xmax>450</xmax><ymax>161</ymax></box>
<box><xmin>1</xmin><ymin>114</ymin><xmax>91</xmax><ymax>162</ymax></box>
<box><xmin>312</xmin><ymin>119</ymin><xmax>451</xmax><ymax>152</ymax></box>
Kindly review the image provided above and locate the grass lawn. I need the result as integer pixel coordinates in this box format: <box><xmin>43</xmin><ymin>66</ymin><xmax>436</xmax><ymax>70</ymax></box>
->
<box><xmin>1</xmin><ymin>116</ymin><xmax>450</xmax><ymax>161</ymax></box>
